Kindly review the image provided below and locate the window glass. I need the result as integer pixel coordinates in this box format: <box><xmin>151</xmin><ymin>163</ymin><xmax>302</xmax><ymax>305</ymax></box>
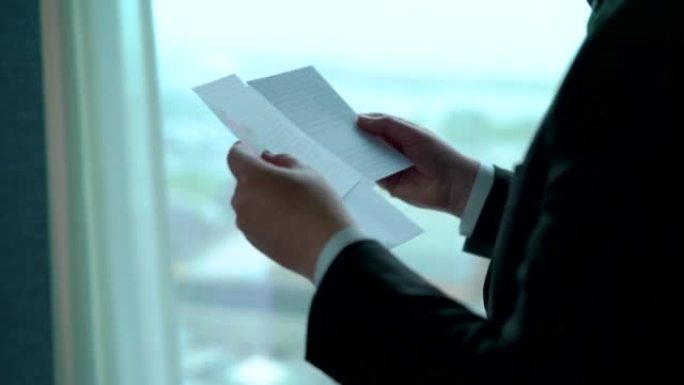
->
<box><xmin>152</xmin><ymin>1</ymin><xmax>590</xmax><ymax>383</ymax></box>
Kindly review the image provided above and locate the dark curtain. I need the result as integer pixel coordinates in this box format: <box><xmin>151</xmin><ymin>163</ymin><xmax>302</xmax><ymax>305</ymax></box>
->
<box><xmin>0</xmin><ymin>0</ymin><xmax>54</xmax><ymax>384</ymax></box>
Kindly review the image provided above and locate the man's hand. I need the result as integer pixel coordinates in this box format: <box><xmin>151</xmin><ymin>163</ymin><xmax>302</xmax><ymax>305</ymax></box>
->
<box><xmin>227</xmin><ymin>142</ymin><xmax>353</xmax><ymax>282</ymax></box>
<box><xmin>358</xmin><ymin>113</ymin><xmax>479</xmax><ymax>217</ymax></box>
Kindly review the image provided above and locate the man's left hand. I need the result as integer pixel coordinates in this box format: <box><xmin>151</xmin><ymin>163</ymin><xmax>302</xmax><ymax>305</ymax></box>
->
<box><xmin>226</xmin><ymin>142</ymin><xmax>353</xmax><ymax>282</ymax></box>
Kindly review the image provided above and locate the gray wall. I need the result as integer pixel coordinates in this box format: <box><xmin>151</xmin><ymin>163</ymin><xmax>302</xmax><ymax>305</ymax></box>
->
<box><xmin>0</xmin><ymin>0</ymin><xmax>54</xmax><ymax>383</ymax></box>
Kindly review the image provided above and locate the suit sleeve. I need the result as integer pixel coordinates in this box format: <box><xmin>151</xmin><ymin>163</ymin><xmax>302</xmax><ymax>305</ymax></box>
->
<box><xmin>462</xmin><ymin>167</ymin><xmax>512</xmax><ymax>258</ymax></box>
<box><xmin>306</xmin><ymin>2</ymin><xmax>681</xmax><ymax>383</ymax></box>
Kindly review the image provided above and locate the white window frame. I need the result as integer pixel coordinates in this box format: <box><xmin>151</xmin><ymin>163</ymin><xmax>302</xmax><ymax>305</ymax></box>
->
<box><xmin>41</xmin><ymin>0</ymin><xmax>179</xmax><ymax>384</ymax></box>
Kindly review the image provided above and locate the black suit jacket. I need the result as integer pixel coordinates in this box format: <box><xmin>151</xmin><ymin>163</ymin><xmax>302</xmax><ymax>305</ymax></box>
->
<box><xmin>306</xmin><ymin>1</ymin><xmax>683</xmax><ymax>383</ymax></box>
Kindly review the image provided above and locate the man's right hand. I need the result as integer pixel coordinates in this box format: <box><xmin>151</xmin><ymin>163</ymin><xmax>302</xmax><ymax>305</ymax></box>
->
<box><xmin>357</xmin><ymin>113</ymin><xmax>480</xmax><ymax>218</ymax></box>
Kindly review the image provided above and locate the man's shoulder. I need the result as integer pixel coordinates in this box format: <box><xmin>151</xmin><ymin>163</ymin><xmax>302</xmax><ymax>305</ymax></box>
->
<box><xmin>588</xmin><ymin>0</ymin><xmax>681</xmax><ymax>39</ymax></box>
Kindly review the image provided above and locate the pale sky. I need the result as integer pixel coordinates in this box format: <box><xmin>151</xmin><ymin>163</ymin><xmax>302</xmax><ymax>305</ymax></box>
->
<box><xmin>153</xmin><ymin>0</ymin><xmax>591</xmax><ymax>87</ymax></box>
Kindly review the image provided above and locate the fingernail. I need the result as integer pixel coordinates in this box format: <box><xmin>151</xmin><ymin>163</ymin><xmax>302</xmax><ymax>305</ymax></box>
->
<box><xmin>357</xmin><ymin>116</ymin><xmax>373</xmax><ymax>125</ymax></box>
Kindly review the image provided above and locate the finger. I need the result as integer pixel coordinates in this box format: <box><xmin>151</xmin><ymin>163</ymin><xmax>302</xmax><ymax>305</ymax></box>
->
<box><xmin>227</xmin><ymin>141</ymin><xmax>268</xmax><ymax>179</ymax></box>
<box><xmin>261</xmin><ymin>150</ymin><xmax>301</xmax><ymax>168</ymax></box>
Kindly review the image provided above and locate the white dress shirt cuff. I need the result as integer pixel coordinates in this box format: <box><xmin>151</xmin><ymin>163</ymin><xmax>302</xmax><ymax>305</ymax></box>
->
<box><xmin>313</xmin><ymin>226</ymin><xmax>369</xmax><ymax>286</ymax></box>
<box><xmin>459</xmin><ymin>164</ymin><xmax>495</xmax><ymax>237</ymax></box>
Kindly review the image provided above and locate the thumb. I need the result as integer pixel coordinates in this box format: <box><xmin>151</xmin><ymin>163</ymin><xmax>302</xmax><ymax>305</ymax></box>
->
<box><xmin>227</xmin><ymin>141</ymin><xmax>268</xmax><ymax>178</ymax></box>
<box><xmin>261</xmin><ymin>150</ymin><xmax>301</xmax><ymax>168</ymax></box>
<box><xmin>357</xmin><ymin>113</ymin><xmax>425</xmax><ymax>151</ymax></box>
